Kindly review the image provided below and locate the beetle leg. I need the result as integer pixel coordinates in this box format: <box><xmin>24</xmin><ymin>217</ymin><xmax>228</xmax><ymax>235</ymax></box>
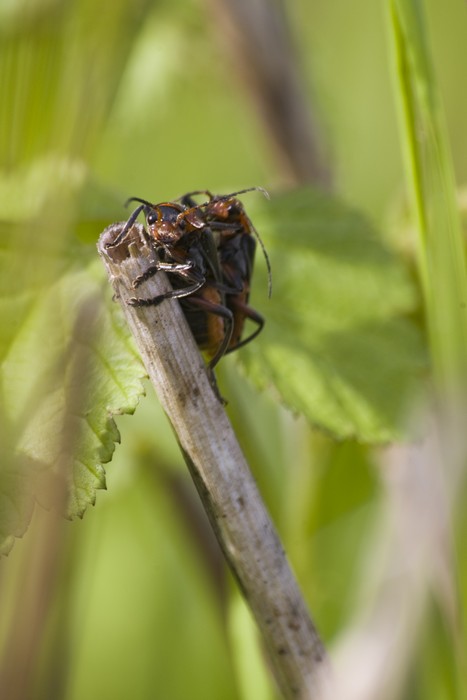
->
<box><xmin>128</xmin><ymin>278</ymin><xmax>205</xmax><ymax>307</ymax></box>
<box><xmin>184</xmin><ymin>295</ymin><xmax>234</xmax><ymax>369</ymax></box>
<box><xmin>132</xmin><ymin>261</ymin><xmax>193</xmax><ymax>289</ymax></box>
<box><xmin>226</xmin><ymin>298</ymin><xmax>264</xmax><ymax>353</ymax></box>
<box><xmin>178</xmin><ymin>190</ymin><xmax>214</xmax><ymax>207</ymax></box>
<box><xmin>207</xmin><ymin>221</ymin><xmax>242</xmax><ymax>233</ymax></box>
<box><xmin>105</xmin><ymin>204</ymin><xmax>147</xmax><ymax>248</ymax></box>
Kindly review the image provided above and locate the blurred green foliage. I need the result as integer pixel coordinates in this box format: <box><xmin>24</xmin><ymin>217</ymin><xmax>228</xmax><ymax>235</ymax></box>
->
<box><xmin>0</xmin><ymin>0</ymin><xmax>466</xmax><ymax>698</ymax></box>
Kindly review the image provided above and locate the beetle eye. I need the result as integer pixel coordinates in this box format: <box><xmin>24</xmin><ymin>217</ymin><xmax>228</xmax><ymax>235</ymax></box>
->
<box><xmin>147</xmin><ymin>211</ymin><xmax>157</xmax><ymax>226</ymax></box>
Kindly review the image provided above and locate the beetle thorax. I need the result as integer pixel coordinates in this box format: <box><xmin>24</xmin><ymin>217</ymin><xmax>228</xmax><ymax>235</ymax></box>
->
<box><xmin>150</xmin><ymin>221</ymin><xmax>184</xmax><ymax>245</ymax></box>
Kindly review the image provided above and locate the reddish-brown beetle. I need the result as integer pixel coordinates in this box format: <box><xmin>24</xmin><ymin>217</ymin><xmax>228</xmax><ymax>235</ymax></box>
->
<box><xmin>107</xmin><ymin>189</ymin><xmax>269</xmax><ymax>369</ymax></box>
<box><xmin>180</xmin><ymin>187</ymin><xmax>271</xmax><ymax>353</ymax></box>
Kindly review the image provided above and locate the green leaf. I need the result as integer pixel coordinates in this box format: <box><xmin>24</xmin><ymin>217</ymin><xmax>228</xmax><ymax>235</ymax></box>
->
<box><xmin>241</xmin><ymin>188</ymin><xmax>427</xmax><ymax>441</ymax></box>
<box><xmin>0</xmin><ymin>261</ymin><xmax>146</xmax><ymax>551</ymax></box>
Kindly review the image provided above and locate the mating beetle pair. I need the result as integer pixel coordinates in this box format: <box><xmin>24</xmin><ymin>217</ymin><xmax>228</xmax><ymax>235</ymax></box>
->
<box><xmin>108</xmin><ymin>188</ymin><xmax>270</xmax><ymax>369</ymax></box>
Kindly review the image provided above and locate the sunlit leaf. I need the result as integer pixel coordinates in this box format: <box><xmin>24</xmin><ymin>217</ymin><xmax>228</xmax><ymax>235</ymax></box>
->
<box><xmin>0</xmin><ymin>262</ymin><xmax>146</xmax><ymax>551</ymax></box>
<box><xmin>241</xmin><ymin>188</ymin><xmax>427</xmax><ymax>441</ymax></box>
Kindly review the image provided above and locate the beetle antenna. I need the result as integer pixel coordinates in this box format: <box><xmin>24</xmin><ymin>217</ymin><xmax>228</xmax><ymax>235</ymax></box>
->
<box><xmin>217</xmin><ymin>186</ymin><xmax>270</xmax><ymax>201</ymax></box>
<box><xmin>206</xmin><ymin>187</ymin><xmax>272</xmax><ymax>295</ymax></box>
<box><xmin>228</xmin><ymin>188</ymin><xmax>272</xmax><ymax>296</ymax></box>
<box><xmin>125</xmin><ymin>196</ymin><xmax>154</xmax><ymax>209</ymax></box>
<box><xmin>197</xmin><ymin>187</ymin><xmax>272</xmax><ymax>294</ymax></box>
<box><xmin>178</xmin><ymin>187</ymin><xmax>269</xmax><ymax>205</ymax></box>
<box><xmin>250</xmin><ymin>222</ymin><xmax>272</xmax><ymax>297</ymax></box>
<box><xmin>233</xmin><ymin>189</ymin><xmax>272</xmax><ymax>295</ymax></box>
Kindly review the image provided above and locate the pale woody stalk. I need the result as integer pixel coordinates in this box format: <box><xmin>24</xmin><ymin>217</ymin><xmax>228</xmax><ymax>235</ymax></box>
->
<box><xmin>98</xmin><ymin>222</ymin><xmax>330</xmax><ymax>700</ymax></box>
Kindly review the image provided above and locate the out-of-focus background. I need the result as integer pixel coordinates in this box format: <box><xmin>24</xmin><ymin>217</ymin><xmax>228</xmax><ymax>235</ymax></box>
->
<box><xmin>0</xmin><ymin>0</ymin><xmax>466</xmax><ymax>698</ymax></box>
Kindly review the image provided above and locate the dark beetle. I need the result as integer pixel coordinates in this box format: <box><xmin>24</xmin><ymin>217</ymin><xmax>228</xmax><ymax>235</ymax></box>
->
<box><xmin>180</xmin><ymin>188</ymin><xmax>271</xmax><ymax>353</ymax></box>
<box><xmin>107</xmin><ymin>189</ymin><xmax>269</xmax><ymax>369</ymax></box>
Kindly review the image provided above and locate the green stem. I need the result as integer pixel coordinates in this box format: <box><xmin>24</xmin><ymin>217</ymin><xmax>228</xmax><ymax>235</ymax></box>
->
<box><xmin>389</xmin><ymin>0</ymin><xmax>467</xmax><ymax>396</ymax></box>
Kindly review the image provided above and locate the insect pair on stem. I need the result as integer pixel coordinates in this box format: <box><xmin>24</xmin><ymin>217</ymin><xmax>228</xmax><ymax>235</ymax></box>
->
<box><xmin>107</xmin><ymin>188</ymin><xmax>271</xmax><ymax>372</ymax></box>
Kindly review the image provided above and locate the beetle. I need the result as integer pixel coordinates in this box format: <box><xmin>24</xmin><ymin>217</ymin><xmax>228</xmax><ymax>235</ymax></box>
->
<box><xmin>107</xmin><ymin>197</ymin><xmax>236</xmax><ymax>369</ymax></box>
<box><xmin>179</xmin><ymin>188</ymin><xmax>271</xmax><ymax>352</ymax></box>
<box><xmin>107</xmin><ymin>189</ymin><xmax>269</xmax><ymax>369</ymax></box>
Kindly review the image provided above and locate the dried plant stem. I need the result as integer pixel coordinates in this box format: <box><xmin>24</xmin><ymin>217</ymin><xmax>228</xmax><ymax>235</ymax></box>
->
<box><xmin>98</xmin><ymin>223</ymin><xmax>330</xmax><ymax>700</ymax></box>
